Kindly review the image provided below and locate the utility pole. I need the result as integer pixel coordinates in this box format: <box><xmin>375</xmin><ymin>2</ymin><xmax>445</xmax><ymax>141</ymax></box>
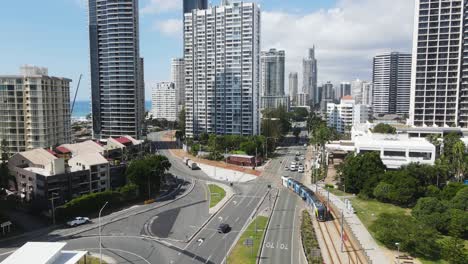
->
<box><xmin>99</xmin><ymin>201</ymin><xmax>109</xmax><ymax>264</ymax></box>
<box><xmin>49</xmin><ymin>193</ymin><xmax>59</xmax><ymax>225</ymax></box>
<box><xmin>341</xmin><ymin>210</ymin><xmax>344</xmax><ymax>252</ymax></box>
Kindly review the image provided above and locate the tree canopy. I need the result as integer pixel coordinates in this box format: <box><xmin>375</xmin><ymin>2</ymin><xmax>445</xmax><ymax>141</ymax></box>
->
<box><xmin>126</xmin><ymin>155</ymin><xmax>171</xmax><ymax>198</ymax></box>
<box><xmin>372</xmin><ymin>123</ymin><xmax>396</xmax><ymax>134</ymax></box>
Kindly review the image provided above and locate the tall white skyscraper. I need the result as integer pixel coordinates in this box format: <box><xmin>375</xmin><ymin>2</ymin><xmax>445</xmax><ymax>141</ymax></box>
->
<box><xmin>88</xmin><ymin>0</ymin><xmax>145</xmax><ymax>139</ymax></box>
<box><xmin>0</xmin><ymin>66</ymin><xmax>71</xmax><ymax>154</ymax></box>
<box><xmin>303</xmin><ymin>47</ymin><xmax>318</xmax><ymax>106</ymax></box>
<box><xmin>152</xmin><ymin>82</ymin><xmax>177</xmax><ymax>122</ymax></box>
<box><xmin>410</xmin><ymin>0</ymin><xmax>467</xmax><ymax>128</ymax></box>
<box><xmin>289</xmin><ymin>72</ymin><xmax>298</xmax><ymax>105</ymax></box>
<box><xmin>184</xmin><ymin>1</ymin><xmax>261</xmax><ymax>137</ymax></box>
<box><xmin>373</xmin><ymin>52</ymin><xmax>411</xmax><ymax>115</ymax></box>
<box><xmin>171</xmin><ymin>58</ymin><xmax>185</xmax><ymax>110</ymax></box>
<box><xmin>351</xmin><ymin>79</ymin><xmax>364</xmax><ymax>104</ymax></box>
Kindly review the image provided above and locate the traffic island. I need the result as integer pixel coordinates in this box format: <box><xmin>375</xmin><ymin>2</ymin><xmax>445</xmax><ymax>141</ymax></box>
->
<box><xmin>208</xmin><ymin>184</ymin><xmax>226</xmax><ymax>208</ymax></box>
<box><xmin>227</xmin><ymin>216</ymin><xmax>268</xmax><ymax>264</ymax></box>
<box><xmin>301</xmin><ymin>210</ymin><xmax>323</xmax><ymax>264</ymax></box>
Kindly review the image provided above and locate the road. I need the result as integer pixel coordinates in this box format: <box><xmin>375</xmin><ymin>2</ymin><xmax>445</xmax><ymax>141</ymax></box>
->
<box><xmin>259</xmin><ymin>142</ymin><xmax>308</xmax><ymax>264</ymax></box>
<box><xmin>0</xmin><ymin>130</ymin><xmax>310</xmax><ymax>263</ymax></box>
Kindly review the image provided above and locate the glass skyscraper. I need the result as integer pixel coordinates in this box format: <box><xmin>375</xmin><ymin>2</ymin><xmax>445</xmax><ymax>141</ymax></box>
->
<box><xmin>88</xmin><ymin>0</ymin><xmax>145</xmax><ymax>139</ymax></box>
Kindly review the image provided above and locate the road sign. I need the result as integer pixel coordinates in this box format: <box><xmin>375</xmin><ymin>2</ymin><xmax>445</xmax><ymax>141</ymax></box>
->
<box><xmin>244</xmin><ymin>238</ymin><xmax>254</xmax><ymax>247</ymax></box>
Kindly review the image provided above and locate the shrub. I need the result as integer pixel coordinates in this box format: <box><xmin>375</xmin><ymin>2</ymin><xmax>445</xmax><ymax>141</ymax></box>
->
<box><xmin>56</xmin><ymin>191</ymin><xmax>122</xmax><ymax>221</ymax></box>
<box><xmin>370</xmin><ymin>213</ymin><xmax>441</xmax><ymax>260</ymax></box>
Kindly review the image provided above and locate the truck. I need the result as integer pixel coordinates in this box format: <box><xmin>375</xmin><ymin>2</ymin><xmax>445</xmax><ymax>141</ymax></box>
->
<box><xmin>187</xmin><ymin>160</ymin><xmax>199</xmax><ymax>170</ymax></box>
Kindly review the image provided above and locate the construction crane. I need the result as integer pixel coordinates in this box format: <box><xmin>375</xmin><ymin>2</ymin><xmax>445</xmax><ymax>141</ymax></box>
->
<box><xmin>70</xmin><ymin>74</ymin><xmax>83</xmax><ymax>115</ymax></box>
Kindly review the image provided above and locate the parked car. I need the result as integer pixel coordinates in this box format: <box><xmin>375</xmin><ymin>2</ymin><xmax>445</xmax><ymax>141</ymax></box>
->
<box><xmin>67</xmin><ymin>217</ymin><xmax>91</xmax><ymax>227</ymax></box>
<box><xmin>218</xmin><ymin>223</ymin><xmax>230</xmax><ymax>234</ymax></box>
<box><xmin>298</xmin><ymin>167</ymin><xmax>304</xmax><ymax>173</ymax></box>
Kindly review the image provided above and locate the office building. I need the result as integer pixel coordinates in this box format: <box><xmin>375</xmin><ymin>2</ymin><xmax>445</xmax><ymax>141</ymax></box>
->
<box><xmin>0</xmin><ymin>66</ymin><xmax>71</xmax><ymax>155</ymax></box>
<box><xmin>289</xmin><ymin>72</ymin><xmax>298</xmax><ymax>105</ymax></box>
<box><xmin>88</xmin><ymin>0</ymin><xmax>145</xmax><ymax>139</ymax></box>
<box><xmin>373</xmin><ymin>52</ymin><xmax>411</xmax><ymax>115</ymax></box>
<box><xmin>183</xmin><ymin>0</ymin><xmax>208</xmax><ymax>14</ymax></box>
<box><xmin>336</xmin><ymin>82</ymin><xmax>351</xmax><ymax>101</ymax></box>
<box><xmin>410</xmin><ymin>0</ymin><xmax>468</xmax><ymax>128</ymax></box>
<box><xmin>151</xmin><ymin>82</ymin><xmax>177</xmax><ymax>122</ymax></box>
<box><xmin>171</xmin><ymin>58</ymin><xmax>185</xmax><ymax>110</ymax></box>
<box><xmin>303</xmin><ymin>47</ymin><xmax>318</xmax><ymax>106</ymax></box>
<box><xmin>351</xmin><ymin>79</ymin><xmax>364</xmax><ymax>104</ymax></box>
<box><xmin>184</xmin><ymin>1</ymin><xmax>261</xmax><ymax>137</ymax></box>
<box><xmin>327</xmin><ymin>96</ymin><xmax>370</xmax><ymax>133</ymax></box>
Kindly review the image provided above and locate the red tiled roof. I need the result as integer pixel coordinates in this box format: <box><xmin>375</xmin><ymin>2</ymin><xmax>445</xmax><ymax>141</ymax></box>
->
<box><xmin>45</xmin><ymin>149</ymin><xmax>57</xmax><ymax>156</ymax></box>
<box><xmin>115</xmin><ymin>137</ymin><xmax>132</xmax><ymax>145</ymax></box>
<box><xmin>55</xmin><ymin>146</ymin><xmax>71</xmax><ymax>154</ymax></box>
<box><xmin>342</xmin><ymin>95</ymin><xmax>353</xmax><ymax>100</ymax></box>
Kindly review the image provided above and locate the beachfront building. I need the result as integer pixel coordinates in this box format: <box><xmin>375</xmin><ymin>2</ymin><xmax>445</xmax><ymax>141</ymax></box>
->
<box><xmin>0</xmin><ymin>66</ymin><xmax>71</xmax><ymax>156</ymax></box>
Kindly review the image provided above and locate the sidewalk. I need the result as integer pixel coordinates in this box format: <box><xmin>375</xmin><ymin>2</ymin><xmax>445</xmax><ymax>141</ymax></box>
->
<box><xmin>198</xmin><ymin>163</ymin><xmax>257</xmax><ymax>183</ymax></box>
<box><xmin>307</xmin><ymin>183</ymin><xmax>391</xmax><ymax>264</ymax></box>
<box><xmin>161</xmin><ymin>131</ymin><xmax>262</xmax><ymax>177</ymax></box>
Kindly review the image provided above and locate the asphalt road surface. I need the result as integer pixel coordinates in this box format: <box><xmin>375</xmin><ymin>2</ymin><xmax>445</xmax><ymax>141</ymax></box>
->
<box><xmin>259</xmin><ymin>144</ymin><xmax>308</xmax><ymax>264</ymax></box>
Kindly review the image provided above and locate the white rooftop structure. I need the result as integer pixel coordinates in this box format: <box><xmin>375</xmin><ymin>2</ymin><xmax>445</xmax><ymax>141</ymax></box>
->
<box><xmin>1</xmin><ymin>242</ymin><xmax>87</xmax><ymax>264</ymax></box>
<box><xmin>60</xmin><ymin>140</ymin><xmax>105</xmax><ymax>156</ymax></box>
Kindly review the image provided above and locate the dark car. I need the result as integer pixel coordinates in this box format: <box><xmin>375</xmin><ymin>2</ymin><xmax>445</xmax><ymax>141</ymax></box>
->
<box><xmin>218</xmin><ymin>223</ymin><xmax>230</xmax><ymax>234</ymax></box>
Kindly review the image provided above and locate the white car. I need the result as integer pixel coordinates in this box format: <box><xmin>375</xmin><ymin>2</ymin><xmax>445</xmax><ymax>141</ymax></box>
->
<box><xmin>290</xmin><ymin>165</ymin><xmax>297</xmax><ymax>171</ymax></box>
<box><xmin>298</xmin><ymin>167</ymin><xmax>304</xmax><ymax>173</ymax></box>
<box><xmin>67</xmin><ymin>217</ymin><xmax>91</xmax><ymax>227</ymax></box>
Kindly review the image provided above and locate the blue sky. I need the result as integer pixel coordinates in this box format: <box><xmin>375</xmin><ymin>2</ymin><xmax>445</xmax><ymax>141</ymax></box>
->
<box><xmin>0</xmin><ymin>0</ymin><xmax>413</xmax><ymax>101</ymax></box>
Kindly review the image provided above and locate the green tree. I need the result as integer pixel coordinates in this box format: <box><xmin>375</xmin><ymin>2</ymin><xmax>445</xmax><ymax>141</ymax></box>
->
<box><xmin>450</xmin><ymin>187</ymin><xmax>468</xmax><ymax>211</ymax></box>
<box><xmin>293</xmin><ymin>127</ymin><xmax>301</xmax><ymax>141</ymax></box>
<box><xmin>338</xmin><ymin>152</ymin><xmax>385</xmax><ymax>197</ymax></box>
<box><xmin>442</xmin><ymin>132</ymin><xmax>461</xmax><ymax>160</ymax></box>
<box><xmin>371</xmin><ymin>213</ymin><xmax>441</xmax><ymax>260</ymax></box>
<box><xmin>440</xmin><ymin>182</ymin><xmax>465</xmax><ymax>201</ymax></box>
<box><xmin>178</xmin><ymin>107</ymin><xmax>186</xmax><ymax>136</ymax></box>
<box><xmin>441</xmin><ymin>236</ymin><xmax>468</xmax><ymax>264</ymax></box>
<box><xmin>126</xmin><ymin>155</ymin><xmax>171</xmax><ymax>198</ymax></box>
<box><xmin>412</xmin><ymin>197</ymin><xmax>449</xmax><ymax>232</ymax></box>
<box><xmin>0</xmin><ymin>139</ymin><xmax>10</xmax><ymax>189</ymax></box>
<box><xmin>447</xmin><ymin>209</ymin><xmax>468</xmax><ymax>239</ymax></box>
<box><xmin>452</xmin><ymin>141</ymin><xmax>467</xmax><ymax>182</ymax></box>
<box><xmin>240</xmin><ymin>141</ymin><xmax>257</xmax><ymax>156</ymax></box>
<box><xmin>372</xmin><ymin>123</ymin><xmax>396</xmax><ymax>134</ymax></box>
<box><xmin>291</xmin><ymin>107</ymin><xmax>309</xmax><ymax>122</ymax></box>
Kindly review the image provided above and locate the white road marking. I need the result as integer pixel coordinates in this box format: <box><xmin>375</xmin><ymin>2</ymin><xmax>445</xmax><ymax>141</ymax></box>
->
<box><xmin>205</xmin><ymin>254</ymin><xmax>212</xmax><ymax>263</ymax></box>
<box><xmin>0</xmin><ymin>250</ymin><xmax>14</xmax><ymax>257</ymax></box>
<box><xmin>291</xmin><ymin>205</ymin><xmax>297</xmax><ymax>264</ymax></box>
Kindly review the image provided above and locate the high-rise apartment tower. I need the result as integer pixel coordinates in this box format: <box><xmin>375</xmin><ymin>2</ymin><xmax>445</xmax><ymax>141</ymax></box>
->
<box><xmin>0</xmin><ymin>66</ymin><xmax>71</xmax><ymax>155</ymax></box>
<box><xmin>184</xmin><ymin>1</ymin><xmax>261</xmax><ymax>137</ymax></box>
<box><xmin>410</xmin><ymin>0</ymin><xmax>468</xmax><ymax>127</ymax></box>
<box><xmin>88</xmin><ymin>0</ymin><xmax>145</xmax><ymax>139</ymax></box>
<box><xmin>373</xmin><ymin>52</ymin><xmax>411</xmax><ymax>115</ymax></box>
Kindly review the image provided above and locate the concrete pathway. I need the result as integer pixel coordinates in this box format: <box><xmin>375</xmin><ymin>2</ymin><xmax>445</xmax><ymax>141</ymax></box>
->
<box><xmin>308</xmin><ymin>183</ymin><xmax>391</xmax><ymax>264</ymax></box>
<box><xmin>197</xmin><ymin>163</ymin><xmax>257</xmax><ymax>183</ymax></box>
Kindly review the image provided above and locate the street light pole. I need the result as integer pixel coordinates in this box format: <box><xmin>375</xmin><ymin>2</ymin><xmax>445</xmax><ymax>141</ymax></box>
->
<box><xmin>395</xmin><ymin>242</ymin><xmax>400</xmax><ymax>264</ymax></box>
<box><xmin>49</xmin><ymin>192</ymin><xmax>59</xmax><ymax>226</ymax></box>
<box><xmin>99</xmin><ymin>201</ymin><xmax>109</xmax><ymax>264</ymax></box>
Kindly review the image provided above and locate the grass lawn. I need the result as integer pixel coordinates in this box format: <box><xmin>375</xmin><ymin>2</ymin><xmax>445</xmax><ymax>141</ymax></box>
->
<box><xmin>209</xmin><ymin>184</ymin><xmax>226</xmax><ymax>208</ymax></box>
<box><xmin>324</xmin><ymin>187</ymin><xmax>350</xmax><ymax>197</ymax></box>
<box><xmin>349</xmin><ymin>198</ymin><xmax>411</xmax><ymax>237</ymax></box>
<box><xmin>78</xmin><ymin>255</ymin><xmax>107</xmax><ymax>264</ymax></box>
<box><xmin>227</xmin><ymin>216</ymin><xmax>268</xmax><ymax>264</ymax></box>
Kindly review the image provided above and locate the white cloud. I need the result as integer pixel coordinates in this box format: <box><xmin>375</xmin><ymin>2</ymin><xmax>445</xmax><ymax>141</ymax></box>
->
<box><xmin>141</xmin><ymin>0</ymin><xmax>182</xmax><ymax>14</ymax></box>
<box><xmin>261</xmin><ymin>0</ymin><xmax>415</xmax><ymax>89</ymax></box>
<box><xmin>153</xmin><ymin>19</ymin><xmax>183</xmax><ymax>37</ymax></box>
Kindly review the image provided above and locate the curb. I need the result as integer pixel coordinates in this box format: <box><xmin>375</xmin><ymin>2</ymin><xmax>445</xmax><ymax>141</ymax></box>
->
<box><xmin>222</xmin><ymin>188</ymin><xmax>271</xmax><ymax>264</ymax></box>
<box><xmin>51</xmin><ymin>178</ymin><xmax>196</xmax><ymax>241</ymax></box>
<box><xmin>256</xmin><ymin>189</ymin><xmax>279</xmax><ymax>264</ymax></box>
<box><xmin>184</xmin><ymin>193</ymin><xmax>237</xmax><ymax>243</ymax></box>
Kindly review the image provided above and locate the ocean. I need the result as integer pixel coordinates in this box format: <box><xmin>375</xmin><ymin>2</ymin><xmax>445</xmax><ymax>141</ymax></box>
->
<box><xmin>72</xmin><ymin>101</ymin><xmax>152</xmax><ymax>119</ymax></box>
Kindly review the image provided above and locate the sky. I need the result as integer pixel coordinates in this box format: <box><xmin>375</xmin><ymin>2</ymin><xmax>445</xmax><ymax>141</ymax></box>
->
<box><xmin>0</xmin><ymin>0</ymin><xmax>414</xmax><ymax>101</ymax></box>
